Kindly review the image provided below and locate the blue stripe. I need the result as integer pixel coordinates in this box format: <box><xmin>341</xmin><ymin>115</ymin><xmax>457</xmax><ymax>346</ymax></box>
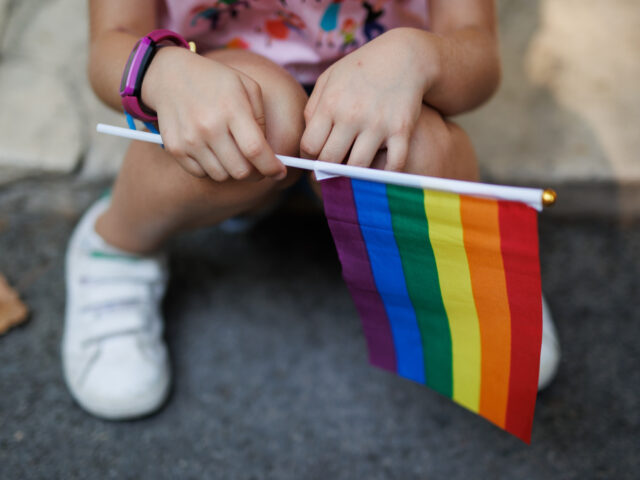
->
<box><xmin>351</xmin><ymin>179</ymin><xmax>425</xmax><ymax>383</ymax></box>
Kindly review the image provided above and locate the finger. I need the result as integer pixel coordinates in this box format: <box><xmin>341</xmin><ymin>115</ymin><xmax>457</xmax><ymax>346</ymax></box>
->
<box><xmin>370</xmin><ymin>149</ymin><xmax>388</xmax><ymax>170</ymax></box>
<box><xmin>229</xmin><ymin>115</ymin><xmax>285</xmax><ymax>179</ymax></box>
<box><xmin>318</xmin><ymin>124</ymin><xmax>358</xmax><ymax>164</ymax></box>
<box><xmin>347</xmin><ymin>131</ymin><xmax>385</xmax><ymax>168</ymax></box>
<box><xmin>209</xmin><ymin>133</ymin><xmax>256</xmax><ymax>181</ymax></box>
<box><xmin>194</xmin><ymin>146</ymin><xmax>229</xmax><ymax>182</ymax></box>
<box><xmin>304</xmin><ymin>72</ymin><xmax>329</xmax><ymax>121</ymax></box>
<box><xmin>159</xmin><ymin>121</ymin><xmax>207</xmax><ymax>177</ymax></box>
<box><xmin>239</xmin><ymin>77</ymin><xmax>266</xmax><ymax>135</ymax></box>
<box><xmin>179</xmin><ymin>155</ymin><xmax>207</xmax><ymax>178</ymax></box>
<box><xmin>300</xmin><ymin>113</ymin><xmax>333</xmax><ymax>159</ymax></box>
<box><xmin>384</xmin><ymin>134</ymin><xmax>410</xmax><ymax>172</ymax></box>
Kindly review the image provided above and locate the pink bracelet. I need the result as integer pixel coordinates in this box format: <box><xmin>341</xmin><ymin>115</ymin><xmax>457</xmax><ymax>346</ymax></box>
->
<box><xmin>119</xmin><ymin>29</ymin><xmax>194</xmax><ymax>122</ymax></box>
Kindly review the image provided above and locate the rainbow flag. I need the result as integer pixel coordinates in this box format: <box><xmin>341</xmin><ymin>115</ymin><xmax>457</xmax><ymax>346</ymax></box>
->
<box><xmin>321</xmin><ymin>176</ymin><xmax>543</xmax><ymax>443</ymax></box>
<box><xmin>93</xmin><ymin>123</ymin><xmax>546</xmax><ymax>441</ymax></box>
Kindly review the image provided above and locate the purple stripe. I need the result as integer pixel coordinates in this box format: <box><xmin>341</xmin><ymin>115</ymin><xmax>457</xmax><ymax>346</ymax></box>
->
<box><xmin>321</xmin><ymin>177</ymin><xmax>397</xmax><ymax>372</ymax></box>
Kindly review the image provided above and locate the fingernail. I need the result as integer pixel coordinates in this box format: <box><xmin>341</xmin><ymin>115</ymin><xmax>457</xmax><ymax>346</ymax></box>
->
<box><xmin>274</xmin><ymin>169</ymin><xmax>287</xmax><ymax>181</ymax></box>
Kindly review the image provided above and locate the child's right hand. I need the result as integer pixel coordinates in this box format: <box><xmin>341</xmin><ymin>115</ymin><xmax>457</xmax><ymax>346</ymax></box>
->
<box><xmin>141</xmin><ymin>47</ymin><xmax>286</xmax><ymax>182</ymax></box>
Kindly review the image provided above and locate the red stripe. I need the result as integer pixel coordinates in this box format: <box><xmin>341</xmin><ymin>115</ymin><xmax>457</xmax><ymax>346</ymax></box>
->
<box><xmin>499</xmin><ymin>201</ymin><xmax>543</xmax><ymax>443</ymax></box>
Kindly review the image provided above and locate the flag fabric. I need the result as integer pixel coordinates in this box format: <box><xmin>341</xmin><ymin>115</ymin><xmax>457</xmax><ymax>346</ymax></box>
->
<box><xmin>320</xmin><ymin>176</ymin><xmax>543</xmax><ymax>443</ymax></box>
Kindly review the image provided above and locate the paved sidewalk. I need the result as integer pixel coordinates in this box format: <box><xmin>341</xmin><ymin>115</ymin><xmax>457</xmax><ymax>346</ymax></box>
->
<box><xmin>0</xmin><ymin>179</ymin><xmax>638</xmax><ymax>479</ymax></box>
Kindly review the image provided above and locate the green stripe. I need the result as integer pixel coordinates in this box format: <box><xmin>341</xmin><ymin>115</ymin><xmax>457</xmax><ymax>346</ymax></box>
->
<box><xmin>90</xmin><ymin>250</ymin><xmax>140</xmax><ymax>262</ymax></box>
<box><xmin>386</xmin><ymin>184</ymin><xmax>453</xmax><ymax>397</ymax></box>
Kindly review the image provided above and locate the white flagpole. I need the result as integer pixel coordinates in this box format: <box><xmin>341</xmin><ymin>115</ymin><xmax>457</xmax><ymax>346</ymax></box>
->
<box><xmin>97</xmin><ymin>123</ymin><xmax>554</xmax><ymax>211</ymax></box>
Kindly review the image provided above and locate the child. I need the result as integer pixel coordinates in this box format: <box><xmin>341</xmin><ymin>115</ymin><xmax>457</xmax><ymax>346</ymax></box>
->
<box><xmin>63</xmin><ymin>0</ymin><xmax>559</xmax><ymax>419</ymax></box>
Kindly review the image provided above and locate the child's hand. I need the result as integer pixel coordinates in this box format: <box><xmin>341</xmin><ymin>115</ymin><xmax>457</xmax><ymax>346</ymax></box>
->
<box><xmin>142</xmin><ymin>47</ymin><xmax>286</xmax><ymax>181</ymax></box>
<box><xmin>301</xmin><ymin>28</ymin><xmax>435</xmax><ymax>171</ymax></box>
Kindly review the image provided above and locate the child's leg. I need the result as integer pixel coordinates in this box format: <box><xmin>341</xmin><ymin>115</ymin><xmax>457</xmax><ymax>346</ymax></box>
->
<box><xmin>64</xmin><ymin>50</ymin><xmax>307</xmax><ymax>420</ymax></box>
<box><xmin>96</xmin><ymin>50</ymin><xmax>308</xmax><ymax>254</ymax></box>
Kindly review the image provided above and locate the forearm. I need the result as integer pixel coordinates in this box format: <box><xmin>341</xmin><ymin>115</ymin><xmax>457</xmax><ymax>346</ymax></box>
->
<box><xmin>88</xmin><ymin>0</ymin><xmax>157</xmax><ymax>111</ymax></box>
<box><xmin>89</xmin><ymin>31</ymin><xmax>142</xmax><ymax>111</ymax></box>
<box><xmin>391</xmin><ymin>23</ymin><xmax>499</xmax><ymax>117</ymax></box>
<box><xmin>420</xmin><ymin>26</ymin><xmax>501</xmax><ymax>116</ymax></box>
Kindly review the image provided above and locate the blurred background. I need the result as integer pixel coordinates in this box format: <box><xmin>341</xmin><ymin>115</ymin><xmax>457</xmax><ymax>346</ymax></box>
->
<box><xmin>0</xmin><ymin>1</ymin><xmax>638</xmax><ymax>479</ymax></box>
<box><xmin>1</xmin><ymin>0</ymin><xmax>639</xmax><ymax>214</ymax></box>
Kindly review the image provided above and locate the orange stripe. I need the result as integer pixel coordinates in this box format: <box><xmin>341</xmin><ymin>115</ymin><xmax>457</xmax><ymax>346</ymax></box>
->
<box><xmin>460</xmin><ymin>196</ymin><xmax>511</xmax><ymax>428</ymax></box>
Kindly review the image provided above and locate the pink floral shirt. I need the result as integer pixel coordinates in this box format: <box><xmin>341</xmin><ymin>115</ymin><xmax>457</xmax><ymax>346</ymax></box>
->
<box><xmin>159</xmin><ymin>0</ymin><xmax>430</xmax><ymax>84</ymax></box>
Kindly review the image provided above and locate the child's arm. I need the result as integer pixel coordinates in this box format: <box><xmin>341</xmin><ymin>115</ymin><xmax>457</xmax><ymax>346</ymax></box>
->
<box><xmin>422</xmin><ymin>0</ymin><xmax>501</xmax><ymax>115</ymax></box>
<box><xmin>301</xmin><ymin>0</ymin><xmax>499</xmax><ymax>171</ymax></box>
<box><xmin>88</xmin><ymin>0</ymin><xmax>158</xmax><ymax>112</ymax></box>
<box><xmin>89</xmin><ymin>0</ymin><xmax>285</xmax><ymax>181</ymax></box>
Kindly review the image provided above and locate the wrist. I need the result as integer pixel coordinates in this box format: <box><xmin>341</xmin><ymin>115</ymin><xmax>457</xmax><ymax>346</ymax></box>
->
<box><xmin>381</xmin><ymin>27</ymin><xmax>442</xmax><ymax>100</ymax></box>
<box><xmin>119</xmin><ymin>30</ymin><xmax>193</xmax><ymax>122</ymax></box>
<box><xmin>140</xmin><ymin>46</ymin><xmax>182</xmax><ymax>112</ymax></box>
<box><xmin>408</xmin><ymin>28</ymin><xmax>443</xmax><ymax>101</ymax></box>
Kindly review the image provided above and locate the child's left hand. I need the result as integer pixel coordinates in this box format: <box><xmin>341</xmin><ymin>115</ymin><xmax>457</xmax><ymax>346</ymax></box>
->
<box><xmin>300</xmin><ymin>28</ymin><xmax>435</xmax><ymax>172</ymax></box>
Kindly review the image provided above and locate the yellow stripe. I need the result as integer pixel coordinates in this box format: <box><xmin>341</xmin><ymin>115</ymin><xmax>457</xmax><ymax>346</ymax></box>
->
<box><xmin>424</xmin><ymin>191</ymin><xmax>482</xmax><ymax>412</ymax></box>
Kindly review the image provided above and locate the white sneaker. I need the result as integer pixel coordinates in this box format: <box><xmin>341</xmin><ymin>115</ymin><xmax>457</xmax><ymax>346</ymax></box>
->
<box><xmin>538</xmin><ymin>296</ymin><xmax>560</xmax><ymax>390</ymax></box>
<box><xmin>62</xmin><ymin>196</ymin><xmax>171</xmax><ymax>419</ymax></box>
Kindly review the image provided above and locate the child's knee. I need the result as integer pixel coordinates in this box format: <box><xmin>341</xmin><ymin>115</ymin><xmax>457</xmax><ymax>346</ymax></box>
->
<box><xmin>441</xmin><ymin>121</ymin><xmax>479</xmax><ymax>181</ymax></box>
<box><xmin>264</xmin><ymin>78</ymin><xmax>307</xmax><ymax>157</ymax></box>
<box><xmin>404</xmin><ymin>106</ymin><xmax>478</xmax><ymax>181</ymax></box>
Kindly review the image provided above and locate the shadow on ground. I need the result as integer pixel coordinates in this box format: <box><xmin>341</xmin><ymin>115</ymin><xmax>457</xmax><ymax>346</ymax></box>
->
<box><xmin>0</xmin><ymin>179</ymin><xmax>638</xmax><ymax>479</ymax></box>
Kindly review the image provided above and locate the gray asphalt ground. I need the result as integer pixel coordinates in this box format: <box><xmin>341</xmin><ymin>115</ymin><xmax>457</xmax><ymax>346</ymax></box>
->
<box><xmin>0</xmin><ymin>178</ymin><xmax>638</xmax><ymax>480</ymax></box>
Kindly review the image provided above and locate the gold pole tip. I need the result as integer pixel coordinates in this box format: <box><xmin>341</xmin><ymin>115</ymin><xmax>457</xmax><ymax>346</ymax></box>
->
<box><xmin>542</xmin><ymin>188</ymin><xmax>557</xmax><ymax>207</ymax></box>
<box><xmin>188</xmin><ymin>41</ymin><xmax>197</xmax><ymax>53</ymax></box>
